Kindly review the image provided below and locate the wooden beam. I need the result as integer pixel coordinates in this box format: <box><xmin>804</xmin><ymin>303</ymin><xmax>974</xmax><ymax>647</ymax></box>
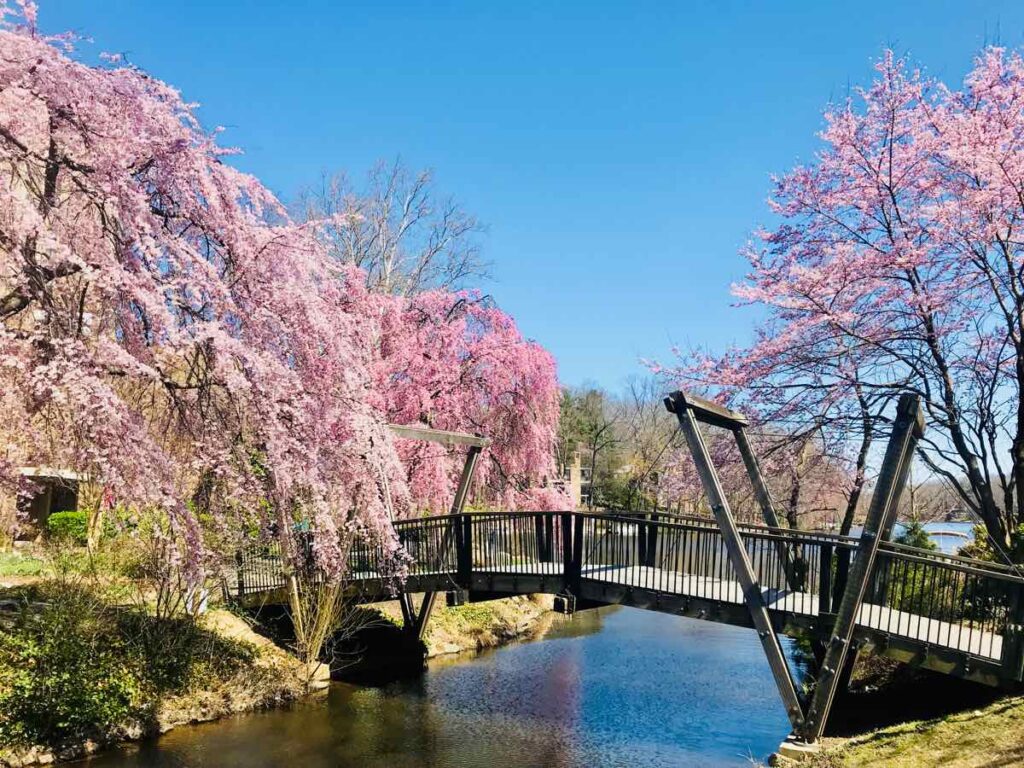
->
<box><xmin>800</xmin><ymin>393</ymin><xmax>924</xmax><ymax>742</ymax></box>
<box><xmin>389</xmin><ymin>424</ymin><xmax>490</xmax><ymax>448</ymax></box>
<box><xmin>664</xmin><ymin>389</ymin><xmax>749</xmax><ymax>430</ymax></box>
<box><xmin>666</xmin><ymin>392</ymin><xmax>806</xmax><ymax>732</ymax></box>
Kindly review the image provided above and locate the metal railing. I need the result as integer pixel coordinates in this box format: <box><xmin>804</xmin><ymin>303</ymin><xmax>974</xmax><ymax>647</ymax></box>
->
<box><xmin>232</xmin><ymin>509</ymin><xmax>1024</xmax><ymax>676</ymax></box>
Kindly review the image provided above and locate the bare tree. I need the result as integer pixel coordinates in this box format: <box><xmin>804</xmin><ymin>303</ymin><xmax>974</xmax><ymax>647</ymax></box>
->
<box><xmin>298</xmin><ymin>158</ymin><xmax>488</xmax><ymax>295</ymax></box>
<box><xmin>615</xmin><ymin>377</ymin><xmax>680</xmax><ymax>509</ymax></box>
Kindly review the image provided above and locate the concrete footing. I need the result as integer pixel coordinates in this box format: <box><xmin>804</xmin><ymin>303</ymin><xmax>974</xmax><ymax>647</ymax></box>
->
<box><xmin>772</xmin><ymin>735</ymin><xmax>821</xmax><ymax>764</ymax></box>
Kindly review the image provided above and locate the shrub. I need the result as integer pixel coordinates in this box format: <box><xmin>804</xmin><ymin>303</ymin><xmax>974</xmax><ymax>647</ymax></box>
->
<box><xmin>0</xmin><ymin>581</ymin><xmax>256</xmax><ymax>749</ymax></box>
<box><xmin>46</xmin><ymin>511</ymin><xmax>88</xmax><ymax>545</ymax></box>
<box><xmin>895</xmin><ymin>520</ymin><xmax>937</xmax><ymax>551</ymax></box>
<box><xmin>0</xmin><ymin>585</ymin><xmax>138</xmax><ymax>746</ymax></box>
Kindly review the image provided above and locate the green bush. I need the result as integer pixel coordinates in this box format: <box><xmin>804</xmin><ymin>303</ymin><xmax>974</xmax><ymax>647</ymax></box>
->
<box><xmin>0</xmin><ymin>581</ymin><xmax>256</xmax><ymax>749</ymax></box>
<box><xmin>895</xmin><ymin>519</ymin><xmax>937</xmax><ymax>551</ymax></box>
<box><xmin>0</xmin><ymin>586</ymin><xmax>138</xmax><ymax>746</ymax></box>
<box><xmin>46</xmin><ymin>511</ymin><xmax>88</xmax><ymax>545</ymax></box>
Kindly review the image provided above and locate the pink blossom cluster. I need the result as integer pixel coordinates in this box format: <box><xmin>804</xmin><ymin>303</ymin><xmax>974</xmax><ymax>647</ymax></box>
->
<box><xmin>357</xmin><ymin>287</ymin><xmax>570</xmax><ymax>513</ymax></box>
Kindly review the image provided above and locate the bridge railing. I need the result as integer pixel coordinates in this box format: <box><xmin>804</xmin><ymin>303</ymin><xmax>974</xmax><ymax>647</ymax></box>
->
<box><xmin>234</xmin><ymin>510</ymin><xmax>1024</xmax><ymax>675</ymax></box>
<box><xmin>465</xmin><ymin>511</ymin><xmax>568</xmax><ymax>578</ymax></box>
<box><xmin>578</xmin><ymin>513</ymin><xmax>831</xmax><ymax>615</ymax></box>
<box><xmin>393</xmin><ymin>514</ymin><xmax>461</xmax><ymax>576</ymax></box>
<box><xmin>865</xmin><ymin>543</ymin><xmax>1024</xmax><ymax>661</ymax></box>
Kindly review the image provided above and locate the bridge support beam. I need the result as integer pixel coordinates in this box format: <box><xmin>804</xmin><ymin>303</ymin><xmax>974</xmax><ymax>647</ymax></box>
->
<box><xmin>666</xmin><ymin>391</ymin><xmax>807</xmax><ymax>733</ymax></box>
<box><xmin>410</xmin><ymin>444</ymin><xmax>483</xmax><ymax>639</ymax></box>
<box><xmin>734</xmin><ymin>428</ymin><xmax>803</xmax><ymax>591</ymax></box>
<box><xmin>800</xmin><ymin>393</ymin><xmax>924</xmax><ymax>742</ymax></box>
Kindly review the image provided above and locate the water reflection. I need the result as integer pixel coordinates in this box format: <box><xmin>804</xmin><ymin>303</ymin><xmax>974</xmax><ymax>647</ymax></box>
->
<box><xmin>89</xmin><ymin>607</ymin><xmax>796</xmax><ymax>768</ymax></box>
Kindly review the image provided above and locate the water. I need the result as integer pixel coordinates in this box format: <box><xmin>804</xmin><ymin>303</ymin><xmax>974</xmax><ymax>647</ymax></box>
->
<box><xmin>918</xmin><ymin>521</ymin><xmax>974</xmax><ymax>555</ymax></box>
<box><xmin>89</xmin><ymin>608</ymin><xmax>800</xmax><ymax>768</ymax></box>
<box><xmin>849</xmin><ymin>521</ymin><xmax>975</xmax><ymax>555</ymax></box>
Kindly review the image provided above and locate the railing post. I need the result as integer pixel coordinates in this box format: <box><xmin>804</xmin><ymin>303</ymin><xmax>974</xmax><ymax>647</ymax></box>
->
<box><xmin>637</xmin><ymin>514</ymin><xmax>649</xmax><ymax>567</ymax></box>
<box><xmin>535</xmin><ymin>513</ymin><xmax>547</xmax><ymax>562</ymax></box>
<box><xmin>561</xmin><ymin>512</ymin><xmax>573</xmax><ymax>591</ymax></box>
<box><xmin>235</xmin><ymin>549</ymin><xmax>245</xmax><ymax>598</ymax></box>
<box><xmin>570</xmin><ymin>513</ymin><xmax>585</xmax><ymax>595</ymax></box>
<box><xmin>544</xmin><ymin>514</ymin><xmax>555</xmax><ymax>562</ymax></box>
<box><xmin>818</xmin><ymin>543</ymin><xmax>833</xmax><ymax>616</ymax></box>
<box><xmin>832</xmin><ymin>548</ymin><xmax>850</xmax><ymax>614</ymax></box>
<box><xmin>647</xmin><ymin>513</ymin><xmax>659</xmax><ymax>568</ymax></box>
<box><xmin>457</xmin><ymin>513</ymin><xmax>473</xmax><ymax>584</ymax></box>
<box><xmin>802</xmin><ymin>393</ymin><xmax>924</xmax><ymax>743</ymax></box>
<box><xmin>1001</xmin><ymin>581</ymin><xmax>1024</xmax><ymax>682</ymax></box>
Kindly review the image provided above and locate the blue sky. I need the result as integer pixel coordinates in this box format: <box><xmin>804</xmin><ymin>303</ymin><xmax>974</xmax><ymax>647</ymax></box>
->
<box><xmin>42</xmin><ymin>1</ymin><xmax>1024</xmax><ymax>390</ymax></box>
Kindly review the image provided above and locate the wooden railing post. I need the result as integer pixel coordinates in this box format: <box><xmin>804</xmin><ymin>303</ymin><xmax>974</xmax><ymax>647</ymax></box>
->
<box><xmin>818</xmin><ymin>543</ymin><xmax>833</xmax><ymax>616</ymax></box>
<box><xmin>802</xmin><ymin>393</ymin><xmax>924</xmax><ymax>742</ymax></box>
<box><xmin>535</xmin><ymin>513</ymin><xmax>547</xmax><ymax>562</ymax></box>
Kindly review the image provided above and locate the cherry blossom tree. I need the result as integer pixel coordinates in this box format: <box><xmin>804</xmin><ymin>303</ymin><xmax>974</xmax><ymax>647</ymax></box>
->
<box><xmin>663</xmin><ymin>48</ymin><xmax>1024</xmax><ymax>547</ymax></box>
<box><xmin>0</xmin><ymin>2</ymin><xmax>409</xmax><ymax>578</ymax></box>
<box><xmin>359</xmin><ymin>285</ymin><xmax>568</xmax><ymax>512</ymax></box>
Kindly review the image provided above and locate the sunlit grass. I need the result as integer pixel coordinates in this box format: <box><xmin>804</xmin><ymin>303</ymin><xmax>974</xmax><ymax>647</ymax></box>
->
<box><xmin>816</xmin><ymin>694</ymin><xmax>1024</xmax><ymax>767</ymax></box>
<box><xmin>0</xmin><ymin>552</ymin><xmax>45</xmax><ymax>579</ymax></box>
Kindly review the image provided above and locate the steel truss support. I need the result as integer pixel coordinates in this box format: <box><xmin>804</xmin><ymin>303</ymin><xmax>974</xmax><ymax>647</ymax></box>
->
<box><xmin>669</xmin><ymin>392</ymin><xmax>802</xmax><ymax>589</ymax></box>
<box><xmin>412</xmin><ymin>444</ymin><xmax>484</xmax><ymax>639</ymax></box>
<box><xmin>665</xmin><ymin>391</ymin><xmax>806</xmax><ymax>732</ymax></box>
<box><xmin>800</xmin><ymin>393</ymin><xmax>924</xmax><ymax>742</ymax></box>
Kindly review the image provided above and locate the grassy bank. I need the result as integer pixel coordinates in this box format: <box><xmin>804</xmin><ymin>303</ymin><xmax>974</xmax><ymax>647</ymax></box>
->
<box><xmin>0</xmin><ymin>552</ymin><xmax>45</xmax><ymax>581</ymax></box>
<box><xmin>809</xmin><ymin>693</ymin><xmax>1024</xmax><ymax>767</ymax></box>
<box><xmin>0</xmin><ymin>579</ymin><xmax>309</xmax><ymax>767</ymax></box>
<box><xmin>369</xmin><ymin>594</ymin><xmax>555</xmax><ymax>657</ymax></box>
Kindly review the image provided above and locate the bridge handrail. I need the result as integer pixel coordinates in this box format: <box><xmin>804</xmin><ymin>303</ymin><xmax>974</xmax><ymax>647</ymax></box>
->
<box><xmin>879</xmin><ymin>539</ymin><xmax>1024</xmax><ymax>582</ymax></box>
<box><xmin>385</xmin><ymin>510</ymin><xmax>1024</xmax><ymax>587</ymax></box>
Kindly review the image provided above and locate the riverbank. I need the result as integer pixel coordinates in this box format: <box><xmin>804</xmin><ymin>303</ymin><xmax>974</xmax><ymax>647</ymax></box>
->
<box><xmin>366</xmin><ymin>594</ymin><xmax>556</xmax><ymax>658</ymax></box>
<box><xmin>0</xmin><ymin>577</ymin><xmax>557</xmax><ymax>767</ymax></box>
<box><xmin>804</xmin><ymin>692</ymin><xmax>1024</xmax><ymax>767</ymax></box>
<box><xmin>0</xmin><ymin>582</ymin><xmax>311</xmax><ymax>768</ymax></box>
<box><xmin>769</xmin><ymin>655</ymin><xmax>1020</xmax><ymax>766</ymax></box>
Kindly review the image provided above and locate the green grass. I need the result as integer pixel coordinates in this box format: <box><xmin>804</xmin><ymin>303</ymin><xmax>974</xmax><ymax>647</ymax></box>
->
<box><xmin>815</xmin><ymin>694</ymin><xmax>1024</xmax><ymax>767</ymax></box>
<box><xmin>0</xmin><ymin>552</ymin><xmax>45</xmax><ymax>578</ymax></box>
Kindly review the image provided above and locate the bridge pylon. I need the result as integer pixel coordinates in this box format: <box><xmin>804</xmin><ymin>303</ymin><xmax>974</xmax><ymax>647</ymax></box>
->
<box><xmin>664</xmin><ymin>390</ymin><xmax>925</xmax><ymax>743</ymax></box>
<box><xmin>665</xmin><ymin>391</ymin><xmax>807</xmax><ymax>733</ymax></box>
<box><xmin>800</xmin><ymin>393</ymin><xmax>924</xmax><ymax>742</ymax></box>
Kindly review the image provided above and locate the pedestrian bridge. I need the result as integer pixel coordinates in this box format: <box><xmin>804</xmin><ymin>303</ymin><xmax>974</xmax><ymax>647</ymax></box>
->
<box><xmin>228</xmin><ymin>391</ymin><xmax>1024</xmax><ymax>743</ymax></box>
<box><xmin>232</xmin><ymin>508</ymin><xmax>1024</xmax><ymax>691</ymax></box>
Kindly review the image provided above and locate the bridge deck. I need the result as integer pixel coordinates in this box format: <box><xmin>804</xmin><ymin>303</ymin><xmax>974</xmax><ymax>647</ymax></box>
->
<box><xmin>461</xmin><ymin>562</ymin><xmax>1004</xmax><ymax>661</ymax></box>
